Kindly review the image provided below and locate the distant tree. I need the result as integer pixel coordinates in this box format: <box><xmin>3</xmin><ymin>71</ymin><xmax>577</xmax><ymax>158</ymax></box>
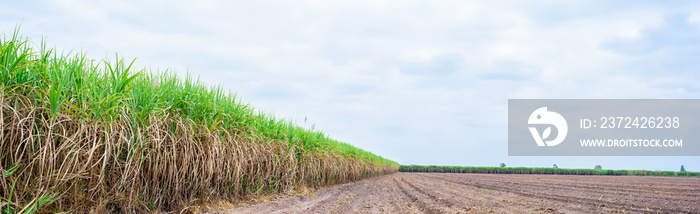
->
<box><xmin>553</xmin><ymin>164</ymin><xmax>558</xmax><ymax>169</ymax></box>
<box><xmin>680</xmin><ymin>165</ymin><xmax>686</xmax><ymax>172</ymax></box>
<box><xmin>594</xmin><ymin>165</ymin><xmax>602</xmax><ymax>170</ymax></box>
<box><xmin>499</xmin><ymin>163</ymin><xmax>506</xmax><ymax>167</ymax></box>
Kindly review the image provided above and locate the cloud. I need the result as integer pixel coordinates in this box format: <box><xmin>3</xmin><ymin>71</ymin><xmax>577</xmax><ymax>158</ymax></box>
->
<box><xmin>601</xmin><ymin>13</ymin><xmax>700</xmax><ymax>55</ymax></box>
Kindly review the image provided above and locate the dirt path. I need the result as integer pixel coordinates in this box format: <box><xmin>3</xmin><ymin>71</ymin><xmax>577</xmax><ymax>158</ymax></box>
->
<box><xmin>218</xmin><ymin>173</ymin><xmax>700</xmax><ymax>213</ymax></box>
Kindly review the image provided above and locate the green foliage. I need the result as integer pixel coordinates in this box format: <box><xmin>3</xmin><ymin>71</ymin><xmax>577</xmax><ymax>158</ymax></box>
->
<box><xmin>499</xmin><ymin>163</ymin><xmax>506</xmax><ymax>167</ymax></box>
<box><xmin>399</xmin><ymin>165</ymin><xmax>700</xmax><ymax>177</ymax></box>
<box><xmin>1</xmin><ymin>165</ymin><xmax>19</xmax><ymax>179</ymax></box>
<box><xmin>680</xmin><ymin>165</ymin><xmax>686</xmax><ymax>172</ymax></box>
<box><xmin>0</xmin><ymin>28</ymin><xmax>396</xmax><ymax>167</ymax></box>
<box><xmin>0</xmin><ymin>27</ymin><xmax>398</xmax><ymax>212</ymax></box>
<box><xmin>594</xmin><ymin>165</ymin><xmax>602</xmax><ymax>170</ymax></box>
<box><xmin>1</xmin><ymin>163</ymin><xmax>57</xmax><ymax>214</ymax></box>
<box><xmin>1</xmin><ymin>193</ymin><xmax>57</xmax><ymax>214</ymax></box>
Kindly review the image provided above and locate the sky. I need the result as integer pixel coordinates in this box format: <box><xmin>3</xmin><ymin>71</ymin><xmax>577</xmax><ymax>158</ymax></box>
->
<box><xmin>1</xmin><ymin>0</ymin><xmax>699</xmax><ymax>171</ymax></box>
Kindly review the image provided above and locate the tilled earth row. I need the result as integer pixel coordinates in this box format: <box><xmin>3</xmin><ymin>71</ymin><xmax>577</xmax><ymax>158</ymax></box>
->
<box><xmin>222</xmin><ymin>172</ymin><xmax>700</xmax><ymax>213</ymax></box>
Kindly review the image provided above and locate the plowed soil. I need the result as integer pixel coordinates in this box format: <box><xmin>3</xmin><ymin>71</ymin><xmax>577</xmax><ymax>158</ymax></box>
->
<box><xmin>220</xmin><ymin>173</ymin><xmax>700</xmax><ymax>213</ymax></box>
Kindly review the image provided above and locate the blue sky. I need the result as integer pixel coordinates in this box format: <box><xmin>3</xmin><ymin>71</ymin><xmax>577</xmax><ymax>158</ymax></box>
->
<box><xmin>2</xmin><ymin>1</ymin><xmax>699</xmax><ymax>171</ymax></box>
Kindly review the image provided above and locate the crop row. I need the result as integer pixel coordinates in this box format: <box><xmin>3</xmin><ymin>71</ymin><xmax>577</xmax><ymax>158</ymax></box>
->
<box><xmin>0</xmin><ymin>29</ymin><xmax>398</xmax><ymax>213</ymax></box>
<box><xmin>400</xmin><ymin>165</ymin><xmax>699</xmax><ymax>177</ymax></box>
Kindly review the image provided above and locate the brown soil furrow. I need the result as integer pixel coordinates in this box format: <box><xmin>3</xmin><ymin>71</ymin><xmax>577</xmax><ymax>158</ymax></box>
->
<box><xmin>402</xmin><ymin>177</ymin><xmax>457</xmax><ymax>208</ymax></box>
<box><xmin>432</xmin><ymin>173</ymin><xmax>698</xmax><ymax>213</ymax></box>
<box><xmin>394</xmin><ymin>177</ymin><xmax>448</xmax><ymax>214</ymax></box>
<box><xmin>459</xmin><ymin>173</ymin><xmax>700</xmax><ymax>193</ymax></box>
<box><xmin>220</xmin><ymin>173</ymin><xmax>700</xmax><ymax>214</ymax></box>
<box><xmin>404</xmin><ymin>173</ymin><xmax>585</xmax><ymax>213</ymax></box>
<box><xmin>326</xmin><ymin>176</ymin><xmax>417</xmax><ymax>213</ymax></box>
<box><xmin>489</xmin><ymin>174</ymin><xmax>700</xmax><ymax>210</ymax></box>
<box><xmin>422</xmin><ymin>173</ymin><xmax>700</xmax><ymax>201</ymax></box>
<box><xmin>403</xmin><ymin>173</ymin><xmax>527</xmax><ymax>213</ymax></box>
<box><xmin>436</xmin><ymin>175</ymin><xmax>624</xmax><ymax>212</ymax></box>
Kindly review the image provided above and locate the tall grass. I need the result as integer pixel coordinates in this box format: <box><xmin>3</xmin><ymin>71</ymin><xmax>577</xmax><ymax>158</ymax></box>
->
<box><xmin>400</xmin><ymin>165</ymin><xmax>700</xmax><ymax>177</ymax></box>
<box><xmin>0</xmin><ymin>28</ymin><xmax>398</xmax><ymax>213</ymax></box>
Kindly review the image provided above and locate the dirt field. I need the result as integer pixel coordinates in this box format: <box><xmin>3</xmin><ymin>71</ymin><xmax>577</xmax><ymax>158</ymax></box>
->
<box><xmin>220</xmin><ymin>173</ymin><xmax>700</xmax><ymax>213</ymax></box>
